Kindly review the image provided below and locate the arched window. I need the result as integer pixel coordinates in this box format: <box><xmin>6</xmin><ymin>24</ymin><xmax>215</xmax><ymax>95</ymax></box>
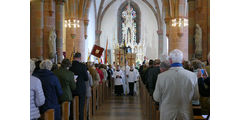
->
<box><xmin>118</xmin><ymin>1</ymin><xmax>140</xmax><ymax>49</ymax></box>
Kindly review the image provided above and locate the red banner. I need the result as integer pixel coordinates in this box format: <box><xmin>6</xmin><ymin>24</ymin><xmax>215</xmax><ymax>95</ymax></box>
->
<box><xmin>91</xmin><ymin>45</ymin><xmax>104</xmax><ymax>58</ymax></box>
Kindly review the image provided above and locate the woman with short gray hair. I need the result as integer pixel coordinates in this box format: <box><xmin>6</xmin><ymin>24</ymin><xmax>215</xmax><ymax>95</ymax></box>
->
<box><xmin>39</xmin><ymin>59</ymin><xmax>53</xmax><ymax>70</ymax></box>
<box><xmin>34</xmin><ymin>59</ymin><xmax>63</xmax><ymax>120</ymax></box>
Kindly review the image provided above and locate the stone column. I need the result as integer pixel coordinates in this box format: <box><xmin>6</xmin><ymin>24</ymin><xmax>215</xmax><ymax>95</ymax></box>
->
<box><xmin>30</xmin><ymin>0</ymin><xmax>44</xmax><ymax>59</ymax></box>
<box><xmin>55</xmin><ymin>0</ymin><xmax>65</xmax><ymax>63</ymax></box>
<box><xmin>166</xmin><ymin>19</ymin><xmax>188</xmax><ymax>60</ymax></box>
<box><xmin>164</xmin><ymin>0</ymin><xmax>189</xmax><ymax>60</ymax></box>
<box><xmin>66</xmin><ymin>26</ymin><xmax>76</xmax><ymax>59</ymax></box>
<box><xmin>157</xmin><ymin>29</ymin><xmax>163</xmax><ymax>58</ymax></box>
<box><xmin>43</xmin><ymin>0</ymin><xmax>56</xmax><ymax>59</ymax></box>
<box><xmin>195</xmin><ymin>0</ymin><xmax>209</xmax><ymax>60</ymax></box>
<box><xmin>75</xmin><ymin>19</ymin><xmax>86</xmax><ymax>61</ymax></box>
<box><xmin>95</xmin><ymin>30</ymin><xmax>102</xmax><ymax>45</ymax></box>
<box><xmin>84</xmin><ymin>19</ymin><xmax>89</xmax><ymax>39</ymax></box>
<box><xmin>188</xmin><ymin>0</ymin><xmax>195</xmax><ymax>59</ymax></box>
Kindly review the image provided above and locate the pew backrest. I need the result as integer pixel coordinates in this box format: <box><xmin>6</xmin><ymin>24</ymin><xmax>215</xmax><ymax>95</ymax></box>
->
<box><xmin>44</xmin><ymin>109</ymin><xmax>54</xmax><ymax>120</ymax></box>
<box><xmin>62</xmin><ymin>101</ymin><xmax>69</xmax><ymax>120</ymax></box>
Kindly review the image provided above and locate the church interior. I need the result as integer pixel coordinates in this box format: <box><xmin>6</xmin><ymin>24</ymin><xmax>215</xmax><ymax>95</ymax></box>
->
<box><xmin>28</xmin><ymin>0</ymin><xmax>211</xmax><ymax>120</ymax></box>
<box><xmin>30</xmin><ymin>0</ymin><xmax>210</xmax><ymax>63</ymax></box>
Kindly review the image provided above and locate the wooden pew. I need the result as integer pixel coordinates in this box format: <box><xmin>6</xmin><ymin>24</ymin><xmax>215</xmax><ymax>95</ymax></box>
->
<box><xmin>73</xmin><ymin>96</ymin><xmax>79</xmax><ymax>120</ymax></box>
<box><xmin>152</xmin><ymin>102</ymin><xmax>156</xmax><ymax>120</ymax></box>
<box><xmin>103</xmin><ymin>81</ymin><xmax>105</xmax><ymax>102</ymax></box>
<box><xmin>97</xmin><ymin>85</ymin><xmax>100</xmax><ymax>110</ymax></box>
<box><xmin>105</xmin><ymin>81</ymin><xmax>108</xmax><ymax>100</ymax></box>
<box><xmin>100</xmin><ymin>84</ymin><xmax>103</xmax><ymax>106</ymax></box>
<box><xmin>92</xmin><ymin>86</ymin><xmax>97</xmax><ymax>115</ymax></box>
<box><xmin>89</xmin><ymin>90</ymin><xmax>93</xmax><ymax>119</ymax></box>
<box><xmin>146</xmin><ymin>87</ymin><xmax>149</xmax><ymax>118</ymax></box>
<box><xmin>193</xmin><ymin>105</ymin><xmax>202</xmax><ymax>115</ymax></box>
<box><xmin>149</xmin><ymin>95</ymin><xmax>153</xmax><ymax>120</ymax></box>
<box><xmin>84</xmin><ymin>97</ymin><xmax>87</xmax><ymax>120</ymax></box>
<box><xmin>156</xmin><ymin>110</ymin><xmax>160</xmax><ymax>120</ymax></box>
<box><xmin>111</xmin><ymin>78</ymin><xmax>114</xmax><ymax>96</ymax></box>
<box><xmin>61</xmin><ymin>102</ymin><xmax>69</xmax><ymax>120</ymax></box>
<box><xmin>194</xmin><ymin>116</ymin><xmax>206</xmax><ymax>120</ymax></box>
<box><xmin>145</xmin><ymin>89</ymin><xmax>149</xmax><ymax>119</ymax></box>
<box><xmin>102</xmin><ymin>81</ymin><xmax>104</xmax><ymax>104</ymax></box>
<box><xmin>44</xmin><ymin>109</ymin><xmax>54</xmax><ymax>120</ymax></box>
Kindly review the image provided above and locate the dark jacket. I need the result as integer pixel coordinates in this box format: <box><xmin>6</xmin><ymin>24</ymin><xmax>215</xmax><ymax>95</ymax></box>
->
<box><xmin>53</xmin><ymin>67</ymin><xmax>76</xmax><ymax>103</ymax></box>
<box><xmin>143</xmin><ymin>66</ymin><xmax>154</xmax><ymax>88</ymax></box>
<box><xmin>69</xmin><ymin>60</ymin><xmax>88</xmax><ymax>96</ymax></box>
<box><xmin>34</xmin><ymin>69</ymin><xmax>63</xmax><ymax>120</ymax></box>
<box><xmin>147</xmin><ymin>66</ymin><xmax>160</xmax><ymax>95</ymax></box>
<box><xmin>107</xmin><ymin>68</ymin><xmax>113</xmax><ymax>80</ymax></box>
<box><xmin>198</xmin><ymin>77</ymin><xmax>210</xmax><ymax>97</ymax></box>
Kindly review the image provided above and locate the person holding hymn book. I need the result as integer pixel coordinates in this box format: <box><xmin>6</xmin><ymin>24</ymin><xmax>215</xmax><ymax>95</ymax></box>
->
<box><xmin>69</xmin><ymin>52</ymin><xmax>89</xmax><ymax>120</ymax></box>
<box><xmin>197</xmin><ymin>68</ymin><xmax>210</xmax><ymax>117</ymax></box>
<box><xmin>126</xmin><ymin>65</ymin><xmax>138</xmax><ymax>96</ymax></box>
<box><xmin>113</xmin><ymin>65</ymin><xmax>124</xmax><ymax>96</ymax></box>
<box><xmin>153</xmin><ymin>49</ymin><xmax>199</xmax><ymax>120</ymax></box>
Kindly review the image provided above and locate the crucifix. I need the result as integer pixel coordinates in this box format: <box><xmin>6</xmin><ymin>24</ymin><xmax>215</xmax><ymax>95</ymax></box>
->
<box><xmin>127</xmin><ymin>53</ymin><xmax>136</xmax><ymax>66</ymax></box>
<box><xmin>115</xmin><ymin>49</ymin><xmax>124</xmax><ymax>66</ymax></box>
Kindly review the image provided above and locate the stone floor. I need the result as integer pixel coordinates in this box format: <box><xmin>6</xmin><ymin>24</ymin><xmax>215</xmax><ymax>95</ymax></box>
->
<box><xmin>92</xmin><ymin>95</ymin><xmax>145</xmax><ymax>120</ymax></box>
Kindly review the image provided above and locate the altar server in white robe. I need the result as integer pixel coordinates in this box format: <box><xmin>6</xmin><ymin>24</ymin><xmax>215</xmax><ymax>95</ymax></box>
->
<box><xmin>113</xmin><ymin>65</ymin><xmax>124</xmax><ymax>96</ymax></box>
<box><xmin>134</xmin><ymin>67</ymin><xmax>140</xmax><ymax>95</ymax></box>
<box><xmin>126</xmin><ymin>65</ymin><xmax>138</xmax><ymax>96</ymax></box>
<box><xmin>121</xmin><ymin>64</ymin><xmax>130</xmax><ymax>95</ymax></box>
<box><xmin>153</xmin><ymin>49</ymin><xmax>200</xmax><ymax>120</ymax></box>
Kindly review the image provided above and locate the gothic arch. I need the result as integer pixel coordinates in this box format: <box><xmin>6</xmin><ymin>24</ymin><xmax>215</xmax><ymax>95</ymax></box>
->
<box><xmin>117</xmin><ymin>1</ymin><xmax>141</xmax><ymax>44</ymax></box>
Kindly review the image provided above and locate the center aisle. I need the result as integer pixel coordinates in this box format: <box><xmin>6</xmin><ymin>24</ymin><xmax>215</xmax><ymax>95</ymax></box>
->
<box><xmin>92</xmin><ymin>95</ymin><xmax>145</xmax><ymax>120</ymax></box>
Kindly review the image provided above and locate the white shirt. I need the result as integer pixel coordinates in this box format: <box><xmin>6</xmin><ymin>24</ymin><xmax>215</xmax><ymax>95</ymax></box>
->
<box><xmin>153</xmin><ymin>67</ymin><xmax>199</xmax><ymax>120</ymax></box>
<box><xmin>126</xmin><ymin>69</ymin><xmax>138</xmax><ymax>83</ymax></box>
<box><xmin>113</xmin><ymin>70</ymin><xmax>124</xmax><ymax>85</ymax></box>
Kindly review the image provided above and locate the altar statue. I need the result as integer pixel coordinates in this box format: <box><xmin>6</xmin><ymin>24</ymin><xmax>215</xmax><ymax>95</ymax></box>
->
<box><xmin>48</xmin><ymin>28</ymin><xmax>56</xmax><ymax>59</ymax></box>
<box><xmin>194</xmin><ymin>24</ymin><xmax>202</xmax><ymax>58</ymax></box>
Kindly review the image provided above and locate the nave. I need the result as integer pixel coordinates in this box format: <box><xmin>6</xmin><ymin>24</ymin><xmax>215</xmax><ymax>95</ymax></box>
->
<box><xmin>92</xmin><ymin>96</ymin><xmax>144</xmax><ymax>120</ymax></box>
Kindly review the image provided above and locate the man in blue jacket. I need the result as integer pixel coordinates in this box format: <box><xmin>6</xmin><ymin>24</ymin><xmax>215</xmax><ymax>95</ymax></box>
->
<box><xmin>69</xmin><ymin>52</ymin><xmax>88</xmax><ymax>120</ymax></box>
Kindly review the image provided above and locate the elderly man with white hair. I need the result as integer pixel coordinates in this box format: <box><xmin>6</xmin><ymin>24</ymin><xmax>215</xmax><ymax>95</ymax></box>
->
<box><xmin>30</xmin><ymin>59</ymin><xmax>45</xmax><ymax>120</ymax></box>
<box><xmin>153</xmin><ymin>49</ymin><xmax>200</xmax><ymax>120</ymax></box>
<box><xmin>34</xmin><ymin>59</ymin><xmax>63</xmax><ymax>120</ymax></box>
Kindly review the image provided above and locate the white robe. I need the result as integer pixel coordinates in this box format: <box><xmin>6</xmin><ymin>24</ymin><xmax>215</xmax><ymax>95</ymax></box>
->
<box><xmin>121</xmin><ymin>66</ymin><xmax>130</xmax><ymax>94</ymax></box>
<box><xmin>134</xmin><ymin>69</ymin><xmax>140</xmax><ymax>95</ymax></box>
<box><xmin>153</xmin><ymin>67</ymin><xmax>200</xmax><ymax>120</ymax></box>
<box><xmin>113</xmin><ymin>70</ymin><xmax>124</xmax><ymax>85</ymax></box>
<box><xmin>126</xmin><ymin>69</ymin><xmax>138</xmax><ymax>83</ymax></box>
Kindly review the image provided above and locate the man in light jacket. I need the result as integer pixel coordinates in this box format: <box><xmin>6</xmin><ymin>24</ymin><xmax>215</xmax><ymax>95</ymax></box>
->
<box><xmin>30</xmin><ymin>59</ymin><xmax>45</xmax><ymax>120</ymax></box>
<box><xmin>153</xmin><ymin>49</ymin><xmax>199</xmax><ymax>120</ymax></box>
